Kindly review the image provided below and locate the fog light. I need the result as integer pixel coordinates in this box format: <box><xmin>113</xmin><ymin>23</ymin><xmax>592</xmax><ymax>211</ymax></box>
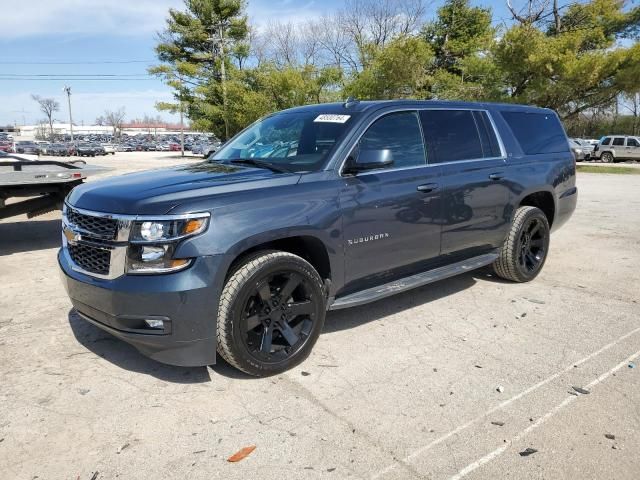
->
<box><xmin>145</xmin><ymin>319</ymin><xmax>164</xmax><ymax>329</ymax></box>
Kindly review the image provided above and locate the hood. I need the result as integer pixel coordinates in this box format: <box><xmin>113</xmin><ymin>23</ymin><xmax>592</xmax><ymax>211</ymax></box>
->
<box><xmin>67</xmin><ymin>162</ymin><xmax>302</xmax><ymax>215</ymax></box>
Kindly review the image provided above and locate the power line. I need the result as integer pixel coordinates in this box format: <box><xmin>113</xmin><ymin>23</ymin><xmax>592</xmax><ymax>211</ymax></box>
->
<box><xmin>0</xmin><ymin>78</ymin><xmax>158</xmax><ymax>81</ymax></box>
<box><xmin>0</xmin><ymin>74</ymin><xmax>151</xmax><ymax>77</ymax></box>
<box><xmin>0</xmin><ymin>60</ymin><xmax>155</xmax><ymax>65</ymax></box>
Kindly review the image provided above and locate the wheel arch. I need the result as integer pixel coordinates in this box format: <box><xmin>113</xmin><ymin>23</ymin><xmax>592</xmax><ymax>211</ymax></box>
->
<box><xmin>517</xmin><ymin>190</ymin><xmax>556</xmax><ymax>227</ymax></box>
<box><xmin>225</xmin><ymin>233</ymin><xmax>334</xmax><ymax>288</ymax></box>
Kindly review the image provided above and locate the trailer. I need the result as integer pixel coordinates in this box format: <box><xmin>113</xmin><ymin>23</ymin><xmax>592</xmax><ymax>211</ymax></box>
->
<box><xmin>0</xmin><ymin>153</ymin><xmax>109</xmax><ymax>220</ymax></box>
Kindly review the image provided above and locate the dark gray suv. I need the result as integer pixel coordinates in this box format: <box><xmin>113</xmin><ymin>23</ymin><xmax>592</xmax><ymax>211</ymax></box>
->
<box><xmin>59</xmin><ymin>100</ymin><xmax>577</xmax><ymax>376</ymax></box>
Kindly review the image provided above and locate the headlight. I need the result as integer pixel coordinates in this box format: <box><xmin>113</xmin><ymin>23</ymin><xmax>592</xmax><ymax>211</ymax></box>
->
<box><xmin>130</xmin><ymin>215</ymin><xmax>209</xmax><ymax>243</ymax></box>
<box><xmin>126</xmin><ymin>213</ymin><xmax>209</xmax><ymax>274</ymax></box>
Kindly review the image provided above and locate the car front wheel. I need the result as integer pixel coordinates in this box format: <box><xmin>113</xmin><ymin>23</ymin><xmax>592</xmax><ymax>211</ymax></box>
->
<box><xmin>493</xmin><ymin>206</ymin><xmax>550</xmax><ymax>283</ymax></box>
<box><xmin>217</xmin><ymin>251</ymin><xmax>326</xmax><ymax>376</ymax></box>
<box><xmin>601</xmin><ymin>152</ymin><xmax>614</xmax><ymax>163</ymax></box>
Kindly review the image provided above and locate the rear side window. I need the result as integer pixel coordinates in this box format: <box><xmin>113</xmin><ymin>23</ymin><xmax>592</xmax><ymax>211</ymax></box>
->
<box><xmin>601</xmin><ymin>137</ymin><xmax>611</xmax><ymax>145</ymax></box>
<box><xmin>420</xmin><ymin>110</ymin><xmax>493</xmax><ymax>163</ymax></box>
<box><xmin>612</xmin><ymin>137</ymin><xmax>625</xmax><ymax>146</ymax></box>
<box><xmin>501</xmin><ymin>111</ymin><xmax>568</xmax><ymax>154</ymax></box>
<box><xmin>473</xmin><ymin>111</ymin><xmax>502</xmax><ymax>158</ymax></box>
<box><xmin>628</xmin><ymin>138</ymin><xmax>640</xmax><ymax>147</ymax></box>
<box><xmin>359</xmin><ymin>111</ymin><xmax>426</xmax><ymax>168</ymax></box>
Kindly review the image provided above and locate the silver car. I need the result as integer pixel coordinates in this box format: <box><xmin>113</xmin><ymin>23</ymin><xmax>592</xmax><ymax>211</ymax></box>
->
<box><xmin>592</xmin><ymin>135</ymin><xmax>640</xmax><ymax>163</ymax></box>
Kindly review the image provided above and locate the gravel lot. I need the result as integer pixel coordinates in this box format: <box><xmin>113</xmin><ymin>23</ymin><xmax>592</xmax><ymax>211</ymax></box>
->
<box><xmin>1</xmin><ymin>152</ymin><xmax>639</xmax><ymax>480</ymax></box>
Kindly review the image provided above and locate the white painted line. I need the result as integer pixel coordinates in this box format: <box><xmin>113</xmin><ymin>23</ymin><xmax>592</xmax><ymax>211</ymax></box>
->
<box><xmin>371</xmin><ymin>326</ymin><xmax>640</xmax><ymax>480</ymax></box>
<box><xmin>448</xmin><ymin>348</ymin><xmax>640</xmax><ymax>480</ymax></box>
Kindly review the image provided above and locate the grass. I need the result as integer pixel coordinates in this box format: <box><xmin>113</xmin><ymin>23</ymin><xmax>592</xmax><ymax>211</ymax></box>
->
<box><xmin>577</xmin><ymin>165</ymin><xmax>640</xmax><ymax>175</ymax></box>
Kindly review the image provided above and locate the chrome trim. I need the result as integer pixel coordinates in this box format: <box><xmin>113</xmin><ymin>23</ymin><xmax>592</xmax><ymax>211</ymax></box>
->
<box><xmin>338</xmin><ymin>107</ymin><xmax>507</xmax><ymax>177</ymax></box>
<box><xmin>126</xmin><ymin>259</ymin><xmax>193</xmax><ymax>275</ymax></box>
<box><xmin>64</xmin><ymin>203</ymin><xmax>211</xmax><ymax>222</ymax></box>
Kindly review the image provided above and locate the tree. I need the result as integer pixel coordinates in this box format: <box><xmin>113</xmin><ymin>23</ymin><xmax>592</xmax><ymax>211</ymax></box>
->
<box><xmin>31</xmin><ymin>95</ymin><xmax>60</xmax><ymax>140</ymax></box>
<box><xmin>489</xmin><ymin>0</ymin><xmax>640</xmax><ymax>118</ymax></box>
<box><xmin>150</xmin><ymin>0</ymin><xmax>249</xmax><ymax>139</ymax></box>
<box><xmin>104</xmin><ymin>107</ymin><xmax>126</xmax><ymax>139</ymax></box>
<box><xmin>346</xmin><ymin>36</ymin><xmax>433</xmax><ymax>99</ymax></box>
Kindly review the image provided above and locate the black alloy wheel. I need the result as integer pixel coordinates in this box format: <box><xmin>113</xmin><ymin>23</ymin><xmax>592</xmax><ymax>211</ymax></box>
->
<box><xmin>241</xmin><ymin>271</ymin><xmax>317</xmax><ymax>363</ymax></box>
<box><xmin>493</xmin><ymin>206</ymin><xmax>550</xmax><ymax>283</ymax></box>
<box><xmin>517</xmin><ymin>216</ymin><xmax>548</xmax><ymax>274</ymax></box>
<box><xmin>217</xmin><ymin>251</ymin><xmax>326</xmax><ymax>376</ymax></box>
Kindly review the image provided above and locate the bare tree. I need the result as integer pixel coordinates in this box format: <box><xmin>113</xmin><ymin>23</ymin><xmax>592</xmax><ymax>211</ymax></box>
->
<box><xmin>265</xmin><ymin>21</ymin><xmax>299</xmax><ymax>67</ymax></box>
<box><xmin>337</xmin><ymin>0</ymin><xmax>428</xmax><ymax>70</ymax></box>
<box><xmin>31</xmin><ymin>95</ymin><xmax>60</xmax><ymax>140</ymax></box>
<box><xmin>95</xmin><ymin>115</ymin><xmax>106</xmax><ymax>126</ymax></box>
<box><xmin>104</xmin><ymin>107</ymin><xmax>126</xmax><ymax>139</ymax></box>
<box><xmin>507</xmin><ymin>0</ymin><xmax>553</xmax><ymax>25</ymax></box>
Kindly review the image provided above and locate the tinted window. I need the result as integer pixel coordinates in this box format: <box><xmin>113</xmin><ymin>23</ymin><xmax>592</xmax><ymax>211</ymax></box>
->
<box><xmin>628</xmin><ymin>138</ymin><xmax>640</xmax><ymax>147</ymax></box>
<box><xmin>420</xmin><ymin>110</ymin><xmax>484</xmax><ymax>163</ymax></box>
<box><xmin>473</xmin><ymin>111</ymin><xmax>502</xmax><ymax>158</ymax></box>
<box><xmin>612</xmin><ymin>137</ymin><xmax>625</xmax><ymax>146</ymax></box>
<box><xmin>601</xmin><ymin>137</ymin><xmax>611</xmax><ymax>145</ymax></box>
<box><xmin>359</xmin><ymin>111</ymin><xmax>426</xmax><ymax>168</ymax></box>
<box><xmin>501</xmin><ymin>111</ymin><xmax>568</xmax><ymax>154</ymax></box>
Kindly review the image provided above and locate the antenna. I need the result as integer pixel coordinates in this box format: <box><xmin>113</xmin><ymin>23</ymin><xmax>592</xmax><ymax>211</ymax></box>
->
<box><xmin>344</xmin><ymin>97</ymin><xmax>360</xmax><ymax>108</ymax></box>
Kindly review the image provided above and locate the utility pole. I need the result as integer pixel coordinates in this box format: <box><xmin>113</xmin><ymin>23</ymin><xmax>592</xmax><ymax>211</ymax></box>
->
<box><xmin>212</xmin><ymin>20</ymin><xmax>230</xmax><ymax>140</ymax></box>
<box><xmin>63</xmin><ymin>86</ymin><xmax>74</xmax><ymax>143</ymax></box>
<box><xmin>179</xmin><ymin>98</ymin><xmax>185</xmax><ymax>157</ymax></box>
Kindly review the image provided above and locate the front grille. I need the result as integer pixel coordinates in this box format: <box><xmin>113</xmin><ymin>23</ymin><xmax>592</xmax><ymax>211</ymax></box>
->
<box><xmin>68</xmin><ymin>244</ymin><xmax>111</xmax><ymax>275</ymax></box>
<box><xmin>67</xmin><ymin>208</ymin><xmax>118</xmax><ymax>239</ymax></box>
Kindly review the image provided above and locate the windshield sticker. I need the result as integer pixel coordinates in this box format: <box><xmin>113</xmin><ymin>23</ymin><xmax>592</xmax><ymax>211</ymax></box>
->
<box><xmin>314</xmin><ymin>114</ymin><xmax>351</xmax><ymax>124</ymax></box>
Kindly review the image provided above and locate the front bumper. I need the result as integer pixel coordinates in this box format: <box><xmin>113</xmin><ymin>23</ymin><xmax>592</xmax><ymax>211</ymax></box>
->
<box><xmin>59</xmin><ymin>248</ymin><xmax>228</xmax><ymax>367</ymax></box>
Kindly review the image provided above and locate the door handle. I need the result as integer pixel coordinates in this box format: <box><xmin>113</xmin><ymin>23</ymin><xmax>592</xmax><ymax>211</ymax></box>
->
<box><xmin>417</xmin><ymin>183</ymin><xmax>439</xmax><ymax>193</ymax></box>
<box><xmin>489</xmin><ymin>173</ymin><xmax>505</xmax><ymax>181</ymax></box>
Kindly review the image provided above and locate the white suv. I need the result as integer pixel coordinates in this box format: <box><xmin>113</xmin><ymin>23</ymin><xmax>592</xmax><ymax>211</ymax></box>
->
<box><xmin>593</xmin><ymin>135</ymin><xmax>640</xmax><ymax>163</ymax></box>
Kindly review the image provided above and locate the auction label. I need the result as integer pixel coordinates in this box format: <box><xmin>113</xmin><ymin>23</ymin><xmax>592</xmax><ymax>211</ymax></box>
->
<box><xmin>314</xmin><ymin>114</ymin><xmax>351</xmax><ymax>123</ymax></box>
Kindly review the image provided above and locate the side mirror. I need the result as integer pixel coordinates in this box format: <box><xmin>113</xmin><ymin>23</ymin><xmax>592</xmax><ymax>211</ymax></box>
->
<box><xmin>346</xmin><ymin>148</ymin><xmax>394</xmax><ymax>174</ymax></box>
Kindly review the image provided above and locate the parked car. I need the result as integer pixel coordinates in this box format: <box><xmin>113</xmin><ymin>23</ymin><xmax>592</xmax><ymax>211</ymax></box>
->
<box><xmin>592</xmin><ymin>135</ymin><xmax>640</xmax><ymax>163</ymax></box>
<box><xmin>13</xmin><ymin>141</ymin><xmax>40</xmax><ymax>155</ymax></box>
<box><xmin>0</xmin><ymin>141</ymin><xmax>11</xmax><ymax>153</ymax></box>
<box><xmin>569</xmin><ymin>138</ymin><xmax>594</xmax><ymax>161</ymax></box>
<box><xmin>59</xmin><ymin>100</ymin><xmax>577</xmax><ymax>376</ymax></box>
<box><xmin>76</xmin><ymin>143</ymin><xmax>99</xmax><ymax>157</ymax></box>
<box><xmin>169</xmin><ymin>143</ymin><xmax>181</xmax><ymax>151</ymax></box>
<box><xmin>47</xmin><ymin>143</ymin><xmax>70</xmax><ymax>156</ymax></box>
<box><xmin>101</xmin><ymin>144</ymin><xmax>116</xmax><ymax>155</ymax></box>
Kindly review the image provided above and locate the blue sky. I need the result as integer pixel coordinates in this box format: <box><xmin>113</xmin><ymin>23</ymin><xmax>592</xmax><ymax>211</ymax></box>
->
<box><xmin>0</xmin><ymin>0</ymin><xmax>513</xmax><ymax>126</ymax></box>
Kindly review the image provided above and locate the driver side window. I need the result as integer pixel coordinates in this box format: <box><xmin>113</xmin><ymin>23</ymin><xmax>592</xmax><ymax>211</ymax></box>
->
<box><xmin>359</xmin><ymin>111</ymin><xmax>427</xmax><ymax>169</ymax></box>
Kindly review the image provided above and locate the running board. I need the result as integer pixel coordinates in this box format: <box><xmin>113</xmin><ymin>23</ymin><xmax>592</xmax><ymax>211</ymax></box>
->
<box><xmin>329</xmin><ymin>252</ymin><xmax>499</xmax><ymax>310</ymax></box>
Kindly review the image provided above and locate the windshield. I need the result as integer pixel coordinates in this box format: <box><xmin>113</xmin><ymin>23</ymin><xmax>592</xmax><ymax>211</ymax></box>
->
<box><xmin>212</xmin><ymin>111</ymin><xmax>359</xmax><ymax>172</ymax></box>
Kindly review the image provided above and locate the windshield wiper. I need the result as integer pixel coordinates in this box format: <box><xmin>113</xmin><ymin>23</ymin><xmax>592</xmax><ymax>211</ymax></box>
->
<box><xmin>228</xmin><ymin>159</ymin><xmax>291</xmax><ymax>173</ymax></box>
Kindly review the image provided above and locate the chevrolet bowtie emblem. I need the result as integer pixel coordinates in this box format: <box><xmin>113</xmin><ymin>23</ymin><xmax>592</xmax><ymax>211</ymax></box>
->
<box><xmin>63</xmin><ymin>225</ymin><xmax>81</xmax><ymax>245</ymax></box>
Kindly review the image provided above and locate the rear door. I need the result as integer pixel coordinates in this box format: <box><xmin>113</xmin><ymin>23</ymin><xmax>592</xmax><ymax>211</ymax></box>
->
<box><xmin>419</xmin><ymin>109</ymin><xmax>510</xmax><ymax>255</ymax></box>
<box><xmin>625</xmin><ymin>137</ymin><xmax>640</xmax><ymax>160</ymax></box>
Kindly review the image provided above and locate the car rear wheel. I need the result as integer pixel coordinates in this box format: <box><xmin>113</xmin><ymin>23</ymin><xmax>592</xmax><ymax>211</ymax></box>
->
<box><xmin>601</xmin><ymin>152</ymin><xmax>614</xmax><ymax>163</ymax></box>
<box><xmin>493</xmin><ymin>206</ymin><xmax>550</xmax><ymax>283</ymax></box>
<box><xmin>216</xmin><ymin>251</ymin><xmax>326</xmax><ymax>376</ymax></box>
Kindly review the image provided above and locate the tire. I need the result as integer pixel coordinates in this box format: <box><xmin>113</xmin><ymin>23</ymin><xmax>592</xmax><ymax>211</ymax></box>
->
<box><xmin>217</xmin><ymin>251</ymin><xmax>326</xmax><ymax>376</ymax></box>
<box><xmin>493</xmin><ymin>206</ymin><xmax>550</xmax><ymax>283</ymax></box>
<box><xmin>601</xmin><ymin>152</ymin><xmax>614</xmax><ymax>163</ymax></box>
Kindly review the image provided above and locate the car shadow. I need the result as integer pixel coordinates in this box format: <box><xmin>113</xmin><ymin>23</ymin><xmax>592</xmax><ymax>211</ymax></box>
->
<box><xmin>68</xmin><ymin>310</ymin><xmax>212</xmax><ymax>384</ymax></box>
<box><xmin>0</xmin><ymin>218</ymin><xmax>62</xmax><ymax>255</ymax></box>
<box><xmin>66</xmin><ymin>271</ymin><xmax>487</xmax><ymax>382</ymax></box>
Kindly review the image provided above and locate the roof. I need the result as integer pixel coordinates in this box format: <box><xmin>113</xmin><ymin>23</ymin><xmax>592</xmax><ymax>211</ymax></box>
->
<box><xmin>279</xmin><ymin>99</ymin><xmax>554</xmax><ymax>115</ymax></box>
